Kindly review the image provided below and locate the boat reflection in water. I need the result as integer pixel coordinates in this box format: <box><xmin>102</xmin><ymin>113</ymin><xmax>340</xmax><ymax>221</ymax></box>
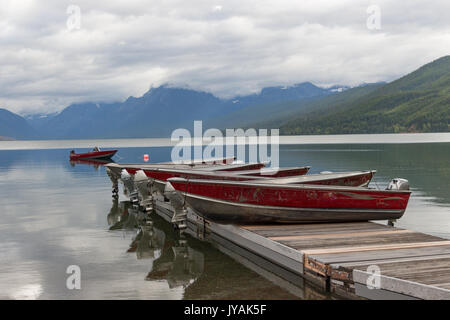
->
<box><xmin>107</xmin><ymin>198</ymin><xmax>204</xmax><ymax>290</ymax></box>
<box><xmin>107</xmin><ymin>199</ymin><xmax>139</xmax><ymax>230</ymax></box>
<box><xmin>70</xmin><ymin>158</ymin><xmax>114</xmax><ymax>170</ymax></box>
<box><xmin>128</xmin><ymin>220</ymin><xmax>165</xmax><ymax>260</ymax></box>
<box><xmin>145</xmin><ymin>235</ymin><xmax>204</xmax><ymax>289</ymax></box>
<box><xmin>105</xmin><ymin>198</ymin><xmax>332</xmax><ymax>299</ymax></box>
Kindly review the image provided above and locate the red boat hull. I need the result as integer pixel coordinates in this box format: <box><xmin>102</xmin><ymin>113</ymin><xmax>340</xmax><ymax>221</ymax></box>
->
<box><xmin>145</xmin><ymin>168</ymin><xmax>374</xmax><ymax>194</ymax></box>
<box><xmin>70</xmin><ymin>150</ymin><xmax>117</xmax><ymax>160</ymax></box>
<box><xmin>143</xmin><ymin>168</ymin><xmax>265</xmax><ymax>194</ymax></box>
<box><xmin>166</xmin><ymin>178</ymin><xmax>411</xmax><ymax>223</ymax></box>
<box><xmin>143</xmin><ymin>166</ymin><xmax>311</xmax><ymax>183</ymax></box>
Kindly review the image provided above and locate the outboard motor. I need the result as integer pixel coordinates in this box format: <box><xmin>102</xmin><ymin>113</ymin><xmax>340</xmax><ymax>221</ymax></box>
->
<box><xmin>164</xmin><ymin>182</ymin><xmax>185</xmax><ymax>212</ymax></box>
<box><xmin>121</xmin><ymin>169</ymin><xmax>137</xmax><ymax>204</ymax></box>
<box><xmin>134</xmin><ymin>170</ymin><xmax>150</xmax><ymax>197</ymax></box>
<box><xmin>164</xmin><ymin>182</ymin><xmax>188</xmax><ymax>230</ymax></box>
<box><xmin>386</xmin><ymin>178</ymin><xmax>410</xmax><ymax>191</ymax></box>
<box><xmin>134</xmin><ymin>170</ymin><xmax>153</xmax><ymax>212</ymax></box>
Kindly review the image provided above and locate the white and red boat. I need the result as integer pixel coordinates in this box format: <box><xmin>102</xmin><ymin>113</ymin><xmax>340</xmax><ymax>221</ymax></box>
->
<box><xmin>139</xmin><ymin>166</ymin><xmax>312</xmax><ymax>194</ymax></box>
<box><xmin>105</xmin><ymin>161</ymin><xmax>267</xmax><ymax>180</ymax></box>
<box><xmin>263</xmin><ymin>170</ymin><xmax>376</xmax><ymax>187</ymax></box>
<box><xmin>105</xmin><ymin>160</ymin><xmax>267</xmax><ymax>199</ymax></box>
<box><xmin>165</xmin><ymin>177</ymin><xmax>411</xmax><ymax>223</ymax></box>
<box><xmin>142</xmin><ymin>167</ymin><xmax>373</xmax><ymax>194</ymax></box>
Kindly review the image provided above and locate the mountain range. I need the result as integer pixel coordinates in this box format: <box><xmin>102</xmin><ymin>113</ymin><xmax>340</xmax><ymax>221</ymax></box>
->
<box><xmin>0</xmin><ymin>55</ymin><xmax>449</xmax><ymax>140</ymax></box>
<box><xmin>0</xmin><ymin>108</ymin><xmax>39</xmax><ymax>140</ymax></box>
<box><xmin>279</xmin><ymin>56</ymin><xmax>450</xmax><ymax>134</ymax></box>
<box><xmin>1</xmin><ymin>82</ymin><xmax>341</xmax><ymax>139</ymax></box>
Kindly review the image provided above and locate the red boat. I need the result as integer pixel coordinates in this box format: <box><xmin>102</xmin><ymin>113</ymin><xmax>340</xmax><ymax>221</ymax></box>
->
<box><xmin>165</xmin><ymin>177</ymin><xmax>411</xmax><ymax>223</ymax></box>
<box><xmin>264</xmin><ymin>170</ymin><xmax>376</xmax><ymax>187</ymax></box>
<box><xmin>70</xmin><ymin>149</ymin><xmax>117</xmax><ymax>160</ymax></box>
<box><xmin>105</xmin><ymin>162</ymin><xmax>267</xmax><ymax>178</ymax></box>
<box><xmin>141</xmin><ymin>166</ymin><xmax>313</xmax><ymax>194</ymax></box>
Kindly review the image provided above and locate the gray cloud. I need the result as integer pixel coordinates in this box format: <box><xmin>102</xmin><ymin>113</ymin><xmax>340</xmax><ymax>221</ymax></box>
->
<box><xmin>0</xmin><ymin>0</ymin><xmax>449</xmax><ymax>114</ymax></box>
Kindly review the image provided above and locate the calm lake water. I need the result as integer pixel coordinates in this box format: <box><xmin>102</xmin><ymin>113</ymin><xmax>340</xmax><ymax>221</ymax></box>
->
<box><xmin>0</xmin><ymin>137</ymin><xmax>449</xmax><ymax>299</ymax></box>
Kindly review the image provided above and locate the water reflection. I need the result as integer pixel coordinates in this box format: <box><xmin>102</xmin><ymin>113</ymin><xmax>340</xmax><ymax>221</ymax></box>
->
<box><xmin>106</xmin><ymin>199</ymin><xmax>312</xmax><ymax>299</ymax></box>
<box><xmin>0</xmin><ymin>142</ymin><xmax>448</xmax><ymax>299</ymax></box>
<box><xmin>70</xmin><ymin>159</ymin><xmax>114</xmax><ymax>170</ymax></box>
<box><xmin>108</xmin><ymin>200</ymin><xmax>138</xmax><ymax>230</ymax></box>
<box><xmin>106</xmin><ymin>200</ymin><xmax>208</xmax><ymax>292</ymax></box>
<box><xmin>142</xmin><ymin>227</ymin><xmax>204</xmax><ymax>290</ymax></box>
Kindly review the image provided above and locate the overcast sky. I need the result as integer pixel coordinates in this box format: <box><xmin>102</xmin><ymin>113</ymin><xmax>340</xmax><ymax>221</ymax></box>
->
<box><xmin>1</xmin><ymin>0</ymin><xmax>449</xmax><ymax>114</ymax></box>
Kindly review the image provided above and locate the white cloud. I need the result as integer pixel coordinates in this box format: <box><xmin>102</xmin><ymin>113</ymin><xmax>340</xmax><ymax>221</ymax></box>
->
<box><xmin>0</xmin><ymin>0</ymin><xmax>449</xmax><ymax>114</ymax></box>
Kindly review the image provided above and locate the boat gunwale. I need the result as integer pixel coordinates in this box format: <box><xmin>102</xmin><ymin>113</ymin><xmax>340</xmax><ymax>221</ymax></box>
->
<box><xmin>258</xmin><ymin>170</ymin><xmax>376</xmax><ymax>185</ymax></box>
<box><xmin>142</xmin><ymin>165</ymin><xmax>311</xmax><ymax>174</ymax></box>
<box><xmin>140</xmin><ymin>166</ymin><xmax>312</xmax><ymax>180</ymax></box>
<box><xmin>104</xmin><ymin>162</ymin><xmax>265</xmax><ymax>171</ymax></box>
<box><xmin>117</xmin><ymin>166</ymin><xmax>374</xmax><ymax>184</ymax></box>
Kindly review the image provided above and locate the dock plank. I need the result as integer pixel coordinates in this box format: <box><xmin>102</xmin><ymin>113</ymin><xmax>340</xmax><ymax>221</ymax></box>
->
<box><xmin>268</xmin><ymin>229</ymin><xmax>414</xmax><ymax>241</ymax></box>
<box><xmin>330</xmin><ymin>253</ymin><xmax>450</xmax><ymax>268</ymax></box>
<box><xmin>306</xmin><ymin>245</ymin><xmax>450</xmax><ymax>265</ymax></box>
<box><xmin>242</xmin><ymin>222</ymin><xmax>393</xmax><ymax>238</ymax></box>
<box><xmin>278</xmin><ymin>232</ymin><xmax>441</xmax><ymax>250</ymax></box>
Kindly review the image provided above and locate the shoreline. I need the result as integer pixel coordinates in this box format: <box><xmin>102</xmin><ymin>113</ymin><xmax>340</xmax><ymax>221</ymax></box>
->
<box><xmin>0</xmin><ymin>132</ymin><xmax>450</xmax><ymax>150</ymax></box>
<box><xmin>1</xmin><ymin>132</ymin><xmax>450</xmax><ymax>151</ymax></box>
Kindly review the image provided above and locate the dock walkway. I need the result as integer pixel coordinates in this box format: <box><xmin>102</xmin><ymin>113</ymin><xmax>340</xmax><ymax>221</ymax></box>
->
<box><xmin>153</xmin><ymin>197</ymin><xmax>450</xmax><ymax>300</ymax></box>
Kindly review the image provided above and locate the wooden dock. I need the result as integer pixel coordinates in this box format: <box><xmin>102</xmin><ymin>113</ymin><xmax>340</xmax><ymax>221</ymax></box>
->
<box><xmin>153</xmin><ymin>197</ymin><xmax>450</xmax><ymax>300</ymax></box>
